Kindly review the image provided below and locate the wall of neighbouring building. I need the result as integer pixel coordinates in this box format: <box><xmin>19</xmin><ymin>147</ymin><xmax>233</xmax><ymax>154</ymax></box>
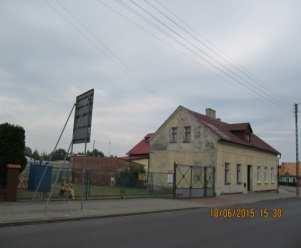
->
<box><xmin>130</xmin><ymin>158</ymin><xmax>149</xmax><ymax>172</ymax></box>
<box><xmin>149</xmin><ymin>107</ymin><xmax>218</xmax><ymax>175</ymax></box>
<box><xmin>216</xmin><ymin>142</ymin><xmax>279</xmax><ymax>196</ymax></box>
<box><xmin>71</xmin><ymin>156</ymin><xmax>132</xmax><ymax>186</ymax></box>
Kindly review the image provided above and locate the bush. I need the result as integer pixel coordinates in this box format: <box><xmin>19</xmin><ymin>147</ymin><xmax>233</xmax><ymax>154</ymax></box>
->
<box><xmin>0</xmin><ymin>123</ymin><xmax>27</xmax><ymax>187</ymax></box>
<box><xmin>116</xmin><ymin>164</ymin><xmax>145</xmax><ymax>187</ymax></box>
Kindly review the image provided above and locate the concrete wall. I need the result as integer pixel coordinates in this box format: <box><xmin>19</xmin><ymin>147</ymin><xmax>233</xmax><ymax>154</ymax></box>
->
<box><xmin>150</xmin><ymin>107</ymin><xmax>218</xmax><ymax>173</ymax></box>
<box><xmin>216</xmin><ymin>142</ymin><xmax>279</xmax><ymax>196</ymax></box>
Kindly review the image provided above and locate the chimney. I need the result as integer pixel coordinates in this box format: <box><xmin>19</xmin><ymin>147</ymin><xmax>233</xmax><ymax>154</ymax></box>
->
<box><xmin>206</xmin><ymin>108</ymin><xmax>216</xmax><ymax>119</ymax></box>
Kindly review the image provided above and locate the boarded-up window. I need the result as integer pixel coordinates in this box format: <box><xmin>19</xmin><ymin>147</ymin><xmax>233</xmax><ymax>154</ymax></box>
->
<box><xmin>264</xmin><ymin>167</ymin><xmax>268</xmax><ymax>183</ymax></box>
<box><xmin>237</xmin><ymin>164</ymin><xmax>242</xmax><ymax>184</ymax></box>
<box><xmin>225</xmin><ymin>163</ymin><xmax>230</xmax><ymax>185</ymax></box>
<box><xmin>257</xmin><ymin>166</ymin><xmax>261</xmax><ymax>183</ymax></box>
<box><xmin>169</xmin><ymin>127</ymin><xmax>178</xmax><ymax>143</ymax></box>
<box><xmin>183</xmin><ymin>126</ymin><xmax>191</xmax><ymax>143</ymax></box>
<box><xmin>271</xmin><ymin>167</ymin><xmax>275</xmax><ymax>183</ymax></box>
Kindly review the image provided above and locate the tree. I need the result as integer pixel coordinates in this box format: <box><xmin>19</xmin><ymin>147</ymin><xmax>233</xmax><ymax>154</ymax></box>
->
<box><xmin>116</xmin><ymin>164</ymin><xmax>145</xmax><ymax>187</ymax></box>
<box><xmin>0</xmin><ymin>123</ymin><xmax>27</xmax><ymax>187</ymax></box>
<box><xmin>50</xmin><ymin>148</ymin><xmax>67</xmax><ymax>161</ymax></box>
<box><xmin>32</xmin><ymin>150</ymin><xmax>40</xmax><ymax>161</ymax></box>
<box><xmin>40</xmin><ymin>152</ymin><xmax>50</xmax><ymax>161</ymax></box>
<box><xmin>87</xmin><ymin>149</ymin><xmax>104</xmax><ymax>157</ymax></box>
<box><xmin>24</xmin><ymin>146</ymin><xmax>32</xmax><ymax>157</ymax></box>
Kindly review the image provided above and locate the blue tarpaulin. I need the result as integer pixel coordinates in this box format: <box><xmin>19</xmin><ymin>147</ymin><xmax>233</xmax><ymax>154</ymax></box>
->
<box><xmin>28</xmin><ymin>163</ymin><xmax>52</xmax><ymax>193</ymax></box>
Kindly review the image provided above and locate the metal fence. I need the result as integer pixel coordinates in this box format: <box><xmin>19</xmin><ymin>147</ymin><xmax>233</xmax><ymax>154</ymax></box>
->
<box><xmin>174</xmin><ymin>163</ymin><xmax>215</xmax><ymax>199</ymax></box>
<box><xmin>278</xmin><ymin>175</ymin><xmax>297</xmax><ymax>186</ymax></box>
<box><xmin>17</xmin><ymin>162</ymin><xmax>216</xmax><ymax>201</ymax></box>
<box><xmin>17</xmin><ymin>163</ymin><xmax>173</xmax><ymax>201</ymax></box>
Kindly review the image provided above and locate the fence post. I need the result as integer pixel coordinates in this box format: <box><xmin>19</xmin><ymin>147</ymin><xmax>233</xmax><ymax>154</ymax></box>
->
<box><xmin>173</xmin><ymin>162</ymin><xmax>177</xmax><ymax>199</ymax></box>
<box><xmin>189</xmin><ymin>166</ymin><xmax>192</xmax><ymax>199</ymax></box>
<box><xmin>213</xmin><ymin>167</ymin><xmax>216</xmax><ymax>197</ymax></box>
<box><xmin>204</xmin><ymin>167</ymin><xmax>207</xmax><ymax>197</ymax></box>
<box><xmin>80</xmin><ymin>168</ymin><xmax>85</xmax><ymax>211</ymax></box>
<box><xmin>85</xmin><ymin>169</ymin><xmax>88</xmax><ymax>200</ymax></box>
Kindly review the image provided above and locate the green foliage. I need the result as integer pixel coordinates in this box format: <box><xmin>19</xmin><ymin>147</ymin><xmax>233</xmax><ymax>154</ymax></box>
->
<box><xmin>116</xmin><ymin>164</ymin><xmax>145</xmax><ymax>187</ymax></box>
<box><xmin>86</xmin><ymin>149</ymin><xmax>104</xmax><ymax>157</ymax></box>
<box><xmin>0</xmin><ymin>123</ymin><xmax>27</xmax><ymax>186</ymax></box>
<box><xmin>78</xmin><ymin>149</ymin><xmax>105</xmax><ymax>157</ymax></box>
<box><xmin>25</xmin><ymin>146</ymin><xmax>32</xmax><ymax>157</ymax></box>
<box><xmin>40</xmin><ymin>152</ymin><xmax>50</xmax><ymax>161</ymax></box>
<box><xmin>50</xmin><ymin>148</ymin><xmax>67</xmax><ymax>161</ymax></box>
<box><xmin>32</xmin><ymin>150</ymin><xmax>40</xmax><ymax>161</ymax></box>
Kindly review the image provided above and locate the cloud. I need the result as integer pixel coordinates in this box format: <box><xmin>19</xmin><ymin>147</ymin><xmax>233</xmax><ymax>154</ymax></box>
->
<box><xmin>0</xmin><ymin>0</ymin><xmax>300</xmax><ymax>161</ymax></box>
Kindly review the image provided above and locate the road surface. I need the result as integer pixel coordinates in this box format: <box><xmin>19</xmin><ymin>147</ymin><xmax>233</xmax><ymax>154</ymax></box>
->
<box><xmin>1</xmin><ymin>198</ymin><xmax>300</xmax><ymax>248</ymax></box>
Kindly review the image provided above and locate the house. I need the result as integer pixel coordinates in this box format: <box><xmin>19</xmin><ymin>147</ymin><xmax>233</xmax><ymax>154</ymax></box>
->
<box><xmin>149</xmin><ymin>106</ymin><xmax>281</xmax><ymax>196</ymax></box>
<box><xmin>123</xmin><ymin>133</ymin><xmax>154</xmax><ymax>172</ymax></box>
<box><xmin>279</xmin><ymin>162</ymin><xmax>301</xmax><ymax>185</ymax></box>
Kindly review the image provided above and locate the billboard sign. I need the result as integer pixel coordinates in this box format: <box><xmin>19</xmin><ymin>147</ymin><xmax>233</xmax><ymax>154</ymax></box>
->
<box><xmin>72</xmin><ymin>89</ymin><xmax>94</xmax><ymax>144</ymax></box>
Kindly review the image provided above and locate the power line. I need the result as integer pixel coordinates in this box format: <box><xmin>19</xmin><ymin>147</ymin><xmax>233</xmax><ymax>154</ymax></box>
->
<box><xmin>97</xmin><ymin>0</ymin><xmax>287</xmax><ymax>107</ymax></box>
<box><xmin>144</xmin><ymin>0</ymin><xmax>285</xmax><ymax>105</ymax></box>
<box><xmin>120</xmin><ymin>0</ymin><xmax>279</xmax><ymax>106</ymax></box>
<box><xmin>94</xmin><ymin>0</ymin><xmax>166</xmax><ymax>44</ymax></box>
<box><xmin>45</xmin><ymin>0</ymin><xmax>128</xmax><ymax>71</ymax></box>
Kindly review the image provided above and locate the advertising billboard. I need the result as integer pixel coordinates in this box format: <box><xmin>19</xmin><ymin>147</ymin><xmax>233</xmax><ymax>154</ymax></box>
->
<box><xmin>72</xmin><ymin>89</ymin><xmax>94</xmax><ymax>144</ymax></box>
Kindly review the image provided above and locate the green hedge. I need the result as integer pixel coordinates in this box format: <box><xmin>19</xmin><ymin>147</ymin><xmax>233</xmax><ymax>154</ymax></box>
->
<box><xmin>0</xmin><ymin>123</ymin><xmax>27</xmax><ymax>187</ymax></box>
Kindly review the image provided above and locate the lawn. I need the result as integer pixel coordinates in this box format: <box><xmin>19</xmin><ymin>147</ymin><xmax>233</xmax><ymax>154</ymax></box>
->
<box><xmin>73</xmin><ymin>184</ymin><xmax>153</xmax><ymax>197</ymax></box>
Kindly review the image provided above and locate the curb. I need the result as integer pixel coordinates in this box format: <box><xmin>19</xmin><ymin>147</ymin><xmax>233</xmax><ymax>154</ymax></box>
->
<box><xmin>0</xmin><ymin>207</ymin><xmax>202</xmax><ymax>228</ymax></box>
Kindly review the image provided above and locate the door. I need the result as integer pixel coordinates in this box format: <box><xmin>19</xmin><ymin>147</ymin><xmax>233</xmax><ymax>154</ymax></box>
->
<box><xmin>247</xmin><ymin>165</ymin><xmax>252</xmax><ymax>191</ymax></box>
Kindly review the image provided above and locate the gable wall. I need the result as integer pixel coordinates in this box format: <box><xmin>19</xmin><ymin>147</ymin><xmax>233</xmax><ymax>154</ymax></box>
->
<box><xmin>149</xmin><ymin>107</ymin><xmax>218</xmax><ymax>173</ymax></box>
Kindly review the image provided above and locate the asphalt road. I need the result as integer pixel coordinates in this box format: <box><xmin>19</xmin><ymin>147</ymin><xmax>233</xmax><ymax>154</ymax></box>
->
<box><xmin>1</xmin><ymin>198</ymin><xmax>301</xmax><ymax>248</ymax></box>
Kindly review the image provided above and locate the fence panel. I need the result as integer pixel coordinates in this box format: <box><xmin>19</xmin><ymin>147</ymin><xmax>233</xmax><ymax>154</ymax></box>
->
<box><xmin>17</xmin><ymin>162</ymin><xmax>173</xmax><ymax>201</ymax></box>
<box><xmin>174</xmin><ymin>163</ymin><xmax>215</xmax><ymax>199</ymax></box>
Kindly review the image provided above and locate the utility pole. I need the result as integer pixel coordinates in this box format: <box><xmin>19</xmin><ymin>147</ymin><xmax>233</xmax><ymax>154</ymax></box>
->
<box><xmin>295</xmin><ymin>103</ymin><xmax>300</xmax><ymax>197</ymax></box>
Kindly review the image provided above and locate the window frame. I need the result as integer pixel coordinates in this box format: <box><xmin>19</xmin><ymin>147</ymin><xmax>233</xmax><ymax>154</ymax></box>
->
<box><xmin>225</xmin><ymin>162</ymin><xmax>231</xmax><ymax>185</ymax></box>
<box><xmin>264</xmin><ymin>166</ymin><xmax>268</xmax><ymax>184</ymax></box>
<box><xmin>169</xmin><ymin>127</ymin><xmax>178</xmax><ymax>143</ymax></box>
<box><xmin>271</xmin><ymin>167</ymin><xmax>275</xmax><ymax>184</ymax></box>
<box><xmin>257</xmin><ymin>166</ymin><xmax>261</xmax><ymax>184</ymax></box>
<box><xmin>183</xmin><ymin>126</ymin><xmax>192</xmax><ymax>143</ymax></box>
<box><xmin>236</xmin><ymin>164</ymin><xmax>242</xmax><ymax>185</ymax></box>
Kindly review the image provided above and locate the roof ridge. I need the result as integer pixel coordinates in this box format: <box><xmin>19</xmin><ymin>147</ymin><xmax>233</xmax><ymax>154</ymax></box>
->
<box><xmin>183</xmin><ymin>106</ymin><xmax>280</xmax><ymax>155</ymax></box>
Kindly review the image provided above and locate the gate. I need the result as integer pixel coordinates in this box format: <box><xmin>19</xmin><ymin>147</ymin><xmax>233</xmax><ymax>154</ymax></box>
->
<box><xmin>173</xmin><ymin>163</ymin><xmax>215</xmax><ymax>199</ymax></box>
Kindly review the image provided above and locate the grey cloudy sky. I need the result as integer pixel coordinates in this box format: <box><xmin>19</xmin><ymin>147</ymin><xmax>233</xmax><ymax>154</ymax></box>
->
<box><xmin>0</xmin><ymin>0</ymin><xmax>300</xmax><ymax>161</ymax></box>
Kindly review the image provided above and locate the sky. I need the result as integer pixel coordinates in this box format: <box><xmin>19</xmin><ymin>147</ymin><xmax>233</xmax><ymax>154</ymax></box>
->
<box><xmin>0</xmin><ymin>0</ymin><xmax>300</xmax><ymax>161</ymax></box>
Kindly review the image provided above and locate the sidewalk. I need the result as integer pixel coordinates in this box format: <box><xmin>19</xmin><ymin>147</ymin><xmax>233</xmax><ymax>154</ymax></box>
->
<box><xmin>0</xmin><ymin>187</ymin><xmax>296</xmax><ymax>227</ymax></box>
<box><xmin>190</xmin><ymin>187</ymin><xmax>296</xmax><ymax>207</ymax></box>
<box><xmin>0</xmin><ymin>198</ymin><xmax>201</xmax><ymax>226</ymax></box>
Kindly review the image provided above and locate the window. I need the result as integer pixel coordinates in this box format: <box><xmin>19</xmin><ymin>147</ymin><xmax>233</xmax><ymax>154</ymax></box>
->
<box><xmin>195</xmin><ymin>126</ymin><xmax>201</xmax><ymax>138</ymax></box>
<box><xmin>170</xmin><ymin>127</ymin><xmax>177</xmax><ymax>143</ymax></box>
<box><xmin>237</xmin><ymin>164</ymin><xmax>242</xmax><ymax>184</ymax></box>
<box><xmin>264</xmin><ymin>167</ymin><xmax>268</xmax><ymax>183</ymax></box>
<box><xmin>271</xmin><ymin>167</ymin><xmax>275</xmax><ymax>183</ymax></box>
<box><xmin>183</xmin><ymin>126</ymin><xmax>191</xmax><ymax>143</ymax></box>
<box><xmin>225</xmin><ymin>163</ymin><xmax>230</xmax><ymax>185</ymax></box>
<box><xmin>257</xmin><ymin>166</ymin><xmax>261</xmax><ymax>183</ymax></box>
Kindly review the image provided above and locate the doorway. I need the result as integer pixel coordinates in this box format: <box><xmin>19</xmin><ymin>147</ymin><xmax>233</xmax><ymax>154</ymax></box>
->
<box><xmin>247</xmin><ymin>165</ymin><xmax>252</xmax><ymax>192</ymax></box>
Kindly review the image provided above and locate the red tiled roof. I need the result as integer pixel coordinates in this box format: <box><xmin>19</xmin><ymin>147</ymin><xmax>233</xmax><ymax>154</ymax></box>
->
<box><xmin>127</xmin><ymin>133</ymin><xmax>154</xmax><ymax>157</ymax></box>
<box><xmin>279</xmin><ymin>162</ymin><xmax>301</xmax><ymax>176</ymax></box>
<box><xmin>187</xmin><ymin>108</ymin><xmax>280</xmax><ymax>155</ymax></box>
